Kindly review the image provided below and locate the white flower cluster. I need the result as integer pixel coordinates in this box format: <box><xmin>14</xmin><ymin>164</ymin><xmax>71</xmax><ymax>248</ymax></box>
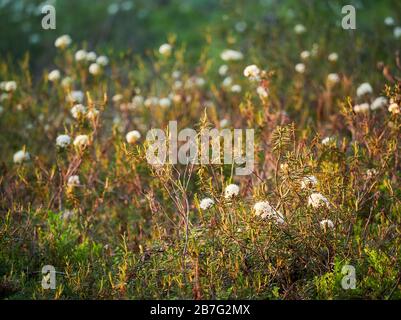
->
<box><xmin>308</xmin><ymin>192</ymin><xmax>330</xmax><ymax>208</ymax></box>
<box><xmin>200</xmin><ymin>198</ymin><xmax>215</xmax><ymax>210</ymax></box>
<box><xmin>67</xmin><ymin>175</ymin><xmax>80</xmax><ymax>187</ymax></box>
<box><xmin>220</xmin><ymin>49</ymin><xmax>244</xmax><ymax>61</ymax></box>
<box><xmin>224</xmin><ymin>184</ymin><xmax>240</xmax><ymax>199</ymax></box>
<box><xmin>301</xmin><ymin>175</ymin><xmax>318</xmax><ymax>189</ymax></box>
<box><xmin>159</xmin><ymin>43</ymin><xmax>172</xmax><ymax>56</ymax></box>
<box><xmin>73</xmin><ymin>135</ymin><xmax>90</xmax><ymax>148</ymax></box>
<box><xmin>13</xmin><ymin>149</ymin><xmax>30</xmax><ymax>164</ymax></box>
<box><xmin>56</xmin><ymin>134</ymin><xmax>71</xmax><ymax>148</ymax></box>
<box><xmin>0</xmin><ymin>81</ymin><xmax>17</xmax><ymax>92</ymax></box>
<box><xmin>55</xmin><ymin>34</ymin><xmax>72</xmax><ymax>49</ymax></box>
<box><xmin>253</xmin><ymin>201</ymin><xmax>284</xmax><ymax>224</ymax></box>
<box><xmin>126</xmin><ymin>130</ymin><xmax>141</xmax><ymax>144</ymax></box>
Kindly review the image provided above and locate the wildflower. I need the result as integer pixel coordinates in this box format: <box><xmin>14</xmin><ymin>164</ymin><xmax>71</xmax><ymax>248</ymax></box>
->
<box><xmin>159</xmin><ymin>97</ymin><xmax>172</xmax><ymax>108</ymax></box>
<box><xmin>231</xmin><ymin>84</ymin><xmax>242</xmax><ymax>93</ymax></box>
<box><xmin>300</xmin><ymin>50</ymin><xmax>310</xmax><ymax>60</ymax></box>
<box><xmin>369</xmin><ymin>97</ymin><xmax>387</xmax><ymax>111</ymax></box>
<box><xmin>253</xmin><ymin>201</ymin><xmax>284</xmax><ymax>223</ymax></box>
<box><xmin>384</xmin><ymin>17</ymin><xmax>395</xmax><ymax>26</ymax></box>
<box><xmin>388</xmin><ymin>102</ymin><xmax>400</xmax><ymax>114</ymax></box>
<box><xmin>56</xmin><ymin>134</ymin><xmax>71</xmax><ymax>148</ymax></box>
<box><xmin>173</xmin><ymin>80</ymin><xmax>183</xmax><ymax>90</ymax></box>
<box><xmin>71</xmin><ymin>104</ymin><xmax>87</xmax><ymax>119</ymax></box>
<box><xmin>195</xmin><ymin>77</ymin><xmax>206</xmax><ymax>87</ymax></box>
<box><xmin>257</xmin><ymin>86</ymin><xmax>268</xmax><ymax>98</ymax></box>
<box><xmin>322</xmin><ymin>136</ymin><xmax>336</xmax><ymax>145</ymax></box>
<box><xmin>126</xmin><ymin>130</ymin><xmax>141</xmax><ymax>144</ymax></box>
<box><xmin>200</xmin><ymin>198</ymin><xmax>215</xmax><ymax>210</ymax></box>
<box><xmin>89</xmin><ymin>63</ymin><xmax>101</xmax><ymax>76</ymax></box>
<box><xmin>87</xmin><ymin>108</ymin><xmax>99</xmax><ymax>121</ymax></box>
<box><xmin>222</xmin><ymin>76</ymin><xmax>233</xmax><ymax>87</ymax></box>
<box><xmin>224</xmin><ymin>184</ymin><xmax>240</xmax><ymax>199</ymax></box>
<box><xmin>366</xmin><ymin>168</ymin><xmax>378</xmax><ymax>178</ymax></box>
<box><xmin>73</xmin><ymin>135</ymin><xmax>89</xmax><ymax>148</ymax></box>
<box><xmin>13</xmin><ymin>149</ymin><xmax>30</xmax><ymax>164</ymax></box>
<box><xmin>218</xmin><ymin>64</ymin><xmax>229</xmax><ymax>76</ymax></box>
<box><xmin>159</xmin><ymin>43</ymin><xmax>172</xmax><ymax>56</ymax></box>
<box><xmin>220</xmin><ymin>49</ymin><xmax>243</xmax><ymax>61</ymax></box>
<box><xmin>320</xmin><ymin>219</ymin><xmax>334</xmax><ymax>230</ymax></box>
<box><xmin>67</xmin><ymin>175</ymin><xmax>80</xmax><ymax>187</ymax></box>
<box><xmin>96</xmin><ymin>55</ymin><xmax>109</xmax><ymax>66</ymax></box>
<box><xmin>172</xmin><ymin>70</ymin><xmax>181</xmax><ymax>79</ymax></box>
<box><xmin>301</xmin><ymin>175</ymin><xmax>318</xmax><ymax>189</ymax></box>
<box><xmin>67</xmin><ymin>90</ymin><xmax>84</xmax><ymax>103</ymax></box>
<box><xmin>328</xmin><ymin>52</ymin><xmax>338</xmax><ymax>62</ymax></box>
<box><xmin>327</xmin><ymin>73</ymin><xmax>340</xmax><ymax>85</ymax></box>
<box><xmin>219</xmin><ymin>118</ymin><xmax>230</xmax><ymax>128</ymax></box>
<box><xmin>295</xmin><ymin>63</ymin><xmax>306</xmax><ymax>74</ymax></box>
<box><xmin>86</xmin><ymin>51</ymin><xmax>97</xmax><ymax>62</ymax></box>
<box><xmin>308</xmin><ymin>192</ymin><xmax>330</xmax><ymax>208</ymax></box>
<box><xmin>354</xmin><ymin>103</ymin><xmax>370</xmax><ymax>113</ymax></box>
<box><xmin>75</xmin><ymin>50</ymin><xmax>87</xmax><ymax>62</ymax></box>
<box><xmin>144</xmin><ymin>97</ymin><xmax>159</xmax><ymax>107</ymax></box>
<box><xmin>54</xmin><ymin>34</ymin><xmax>72</xmax><ymax>49</ymax></box>
<box><xmin>294</xmin><ymin>24</ymin><xmax>306</xmax><ymax>34</ymax></box>
<box><xmin>132</xmin><ymin>95</ymin><xmax>144</xmax><ymax>108</ymax></box>
<box><xmin>61</xmin><ymin>77</ymin><xmax>73</xmax><ymax>88</ymax></box>
<box><xmin>394</xmin><ymin>27</ymin><xmax>401</xmax><ymax>38</ymax></box>
<box><xmin>356</xmin><ymin>83</ymin><xmax>373</xmax><ymax>97</ymax></box>
<box><xmin>4</xmin><ymin>81</ymin><xmax>17</xmax><ymax>92</ymax></box>
<box><xmin>48</xmin><ymin>69</ymin><xmax>61</xmax><ymax>82</ymax></box>
<box><xmin>243</xmin><ymin>64</ymin><xmax>260</xmax><ymax>79</ymax></box>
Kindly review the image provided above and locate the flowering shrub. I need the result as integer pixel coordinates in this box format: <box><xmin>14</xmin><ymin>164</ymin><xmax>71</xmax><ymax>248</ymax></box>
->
<box><xmin>0</xmin><ymin>1</ymin><xmax>400</xmax><ymax>300</ymax></box>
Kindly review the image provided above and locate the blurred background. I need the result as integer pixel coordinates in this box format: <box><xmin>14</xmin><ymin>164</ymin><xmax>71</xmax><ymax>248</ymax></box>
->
<box><xmin>1</xmin><ymin>0</ymin><xmax>400</xmax><ymax>72</ymax></box>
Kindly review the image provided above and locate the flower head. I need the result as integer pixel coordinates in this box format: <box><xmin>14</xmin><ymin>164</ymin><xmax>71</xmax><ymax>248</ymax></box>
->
<box><xmin>308</xmin><ymin>192</ymin><xmax>330</xmax><ymax>208</ymax></box>
<box><xmin>388</xmin><ymin>102</ymin><xmax>400</xmax><ymax>114</ymax></box>
<box><xmin>55</xmin><ymin>35</ymin><xmax>72</xmax><ymax>49</ymax></box>
<box><xmin>220</xmin><ymin>49</ymin><xmax>243</xmax><ymax>61</ymax></box>
<box><xmin>253</xmin><ymin>201</ymin><xmax>284</xmax><ymax>224</ymax></box>
<box><xmin>73</xmin><ymin>135</ymin><xmax>90</xmax><ymax>148</ymax></box>
<box><xmin>13</xmin><ymin>149</ymin><xmax>30</xmax><ymax>164</ymax></box>
<box><xmin>67</xmin><ymin>175</ymin><xmax>80</xmax><ymax>187</ymax></box>
<box><xmin>354</xmin><ymin>103</ymin><xmax>370</xmax><ymax>113</ymax></box>
<box><xmin>224</xmin><ymin>184</ymin><xmax>240</xmax><ymax>199</ymax></box>
<box><xmin>328</xmin><ymin>52</ymin><xmax>338</xmax><ymax>62</ymax></box>
<box><xmin>75</xmin><ymin>50</ymin><xmax>87</xmax><ymax>62</ymax></box>
<box><xmin>96</xmin><ymin>55</ymin><xmax>109</xmax><ymax>66</ymax></box>
<box><xmin>56</xmin><ymin>134</ymin><xmax>71</xmax><ymax>148</ymax></box>
<box><xmin>301</xmin><ymin>175</ymin><xmax>318</xmax><ymax>189</ymax></box>
<box><xmin>71</xmin><ymin>104</ymin><xmax>87</xmax><ymax>119</ymax></box>
<box><xmin>200</xmin><ymin>198</ymin><xmax>215</xmax><ymax>210</ymax></box>
<box><xmin>89</xmin><ymin>63</ymin><xmax>101</xmax><ymax>76</ymax></box>
<box><xmin>126</xmin><ymin>130</ymin><xmax>141</xmax><ymax>144</ymax></box>
<box><xmin>159</xmin><ymin>97</ymin><xmax>172</xmax><ymax>108</ymax></box>
<box><xmin>370</xmin><ymin>96</ymin><xmax>388</xmax><ymax>111</ymax></box>
<box><xmin>243</xmin><ymin>64</ymin><xmax>260</xmax><ymax>79</ymax></box>
<box><xmin>48</xmin><ymin>69</ymin><xmax>61</xmax><ymax>82</ymax></box>
<box><xmin>294</xmin><ymin>24</ymin><xmax>306</xmax><ymax>34</ymax></box>
<box><xmin>295</xmin><ymin>63</ymin><xmax>306</xmax><ymax>74</ymax></box>
<box><xmin>4</xmin><ymin>81</ymin><xmax>17</xmax><ymax>92</ymax></box>
<box><xmin>356</xmin><ymin>83</ymin><xmax>373</xmax><ymax>97</ymax></box>
<box><xmin>159</xmin><ymin>43</ymin><xmax>172</xmax><ymax>56</ymax></box>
